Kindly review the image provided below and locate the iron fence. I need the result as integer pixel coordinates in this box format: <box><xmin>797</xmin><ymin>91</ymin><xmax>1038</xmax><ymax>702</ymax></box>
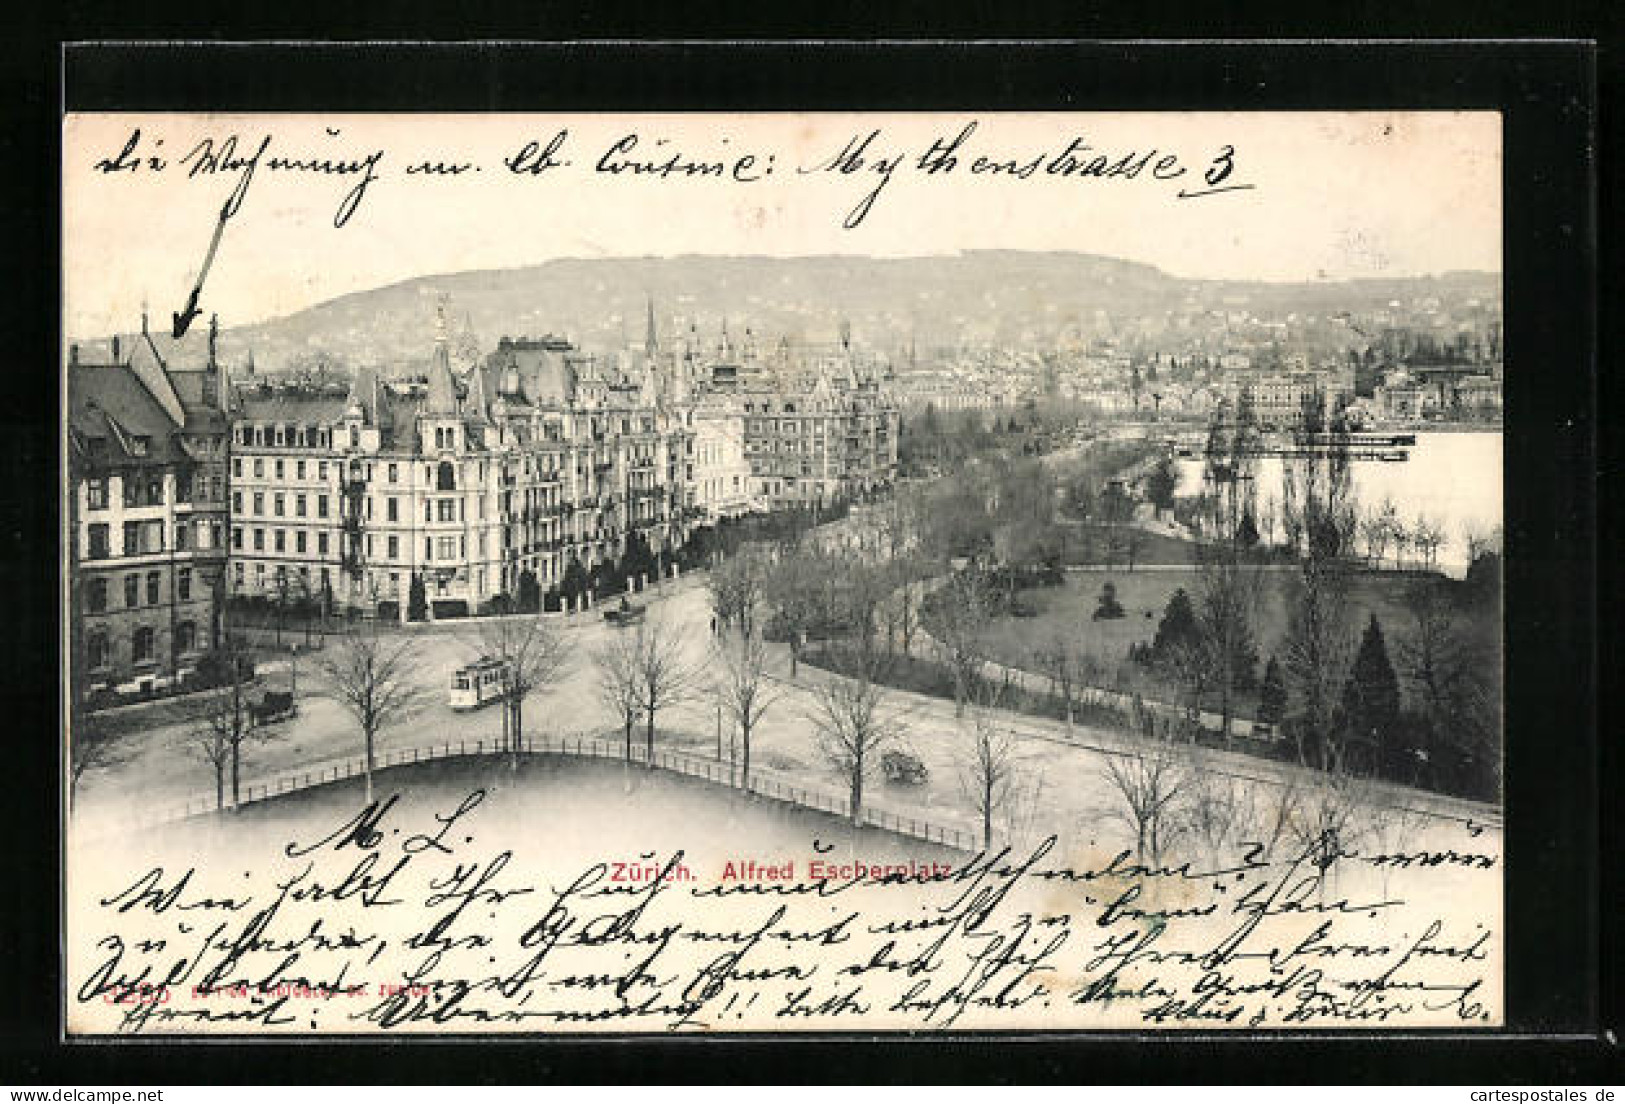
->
<box><xmin>123</xmin><ymin>731</ymin><xmax>977</xmax><ymax>852</ymax></box>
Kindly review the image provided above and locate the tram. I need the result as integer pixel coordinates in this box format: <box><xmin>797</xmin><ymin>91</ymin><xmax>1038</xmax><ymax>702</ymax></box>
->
<box><xmin>449</xmin><ymin>656</ymin><xmax>512</xmax><ymax>711</ymax></box>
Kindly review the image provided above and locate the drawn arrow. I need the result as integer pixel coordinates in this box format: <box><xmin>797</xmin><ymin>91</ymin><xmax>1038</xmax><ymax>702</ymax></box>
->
<box><xmin>172</xmin><ymin>202</ymin><xmax>231</xmax><ymax>339</ymax></box>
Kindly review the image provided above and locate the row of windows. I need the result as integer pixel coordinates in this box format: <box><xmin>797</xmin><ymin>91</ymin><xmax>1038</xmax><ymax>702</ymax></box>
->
<box><xmin>232</xmin><ymin>456</ymin><xmax>471</xmax><ymax>491</ymax></box>
<box><xmin>86</xmin><ymin>621</ymin><xmax>199</xmax><ymax>670</ymax></box>
<box><xmin>230</xmin><ymin>527</ymin><xmax>487</xmax><ymax>563</ymax></box>
<box><xmin>83</xmin><ymin>472</ymin><xmax>226</xmax><ymax>511</ymax></box>
<box><xmin>84</xmin><ymin>520</ymin><xmax>222</xmax><ymax>560</ymax></box>
<box><xmin>235</xmin><ymin>527</ymin><xmax>331</xmax><ymax>557</ymax></box>
<box><xmin>233</xmin><ymin>490</ymin><xmax>332</xmax><ymax>519</ymax></box>
<box><xmin>84</xmin><ymin>567</ymin><xmax>194</xmax><ymax>613</ymax></box>
<box><xmin>236</xmin><ymin>425</ymin><xmax>334</xmax><ymax>450</ymax></box>
<box><xmin>233</xmin><ymin>456</ymin><xmax>332</xmax><ymax>482</ymax></box>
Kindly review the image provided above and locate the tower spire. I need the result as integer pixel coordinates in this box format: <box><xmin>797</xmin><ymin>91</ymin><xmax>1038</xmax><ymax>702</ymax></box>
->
<box><xmin>645</xmin><ymin>295</ymin><xmax>659</xmax><ymax>358</ymax></box>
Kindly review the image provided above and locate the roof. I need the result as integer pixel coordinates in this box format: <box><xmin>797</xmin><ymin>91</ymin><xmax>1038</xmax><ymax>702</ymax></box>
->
<box><xmin>68</xmin><ymin>362</ymin><xmax>185</xmax><ymax>468</ymax></box>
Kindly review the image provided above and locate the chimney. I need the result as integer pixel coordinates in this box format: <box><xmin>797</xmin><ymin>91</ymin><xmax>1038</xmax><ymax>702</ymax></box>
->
<box><xmin>111</xmin><ymin>335</ymin><xmax>121</xmax><ymax>361</ymax></box>
<box><xmin>208</xmin><ymin>313</ymin><xmax>219</xmax><ymax>369</ymax></box>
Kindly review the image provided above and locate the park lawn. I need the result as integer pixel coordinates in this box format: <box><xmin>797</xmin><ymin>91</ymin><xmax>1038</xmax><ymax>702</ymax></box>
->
<box><xmin>1057</xmin><ymin>522</ymin><xmax>1199</xmax><ymax>567</ymax></box>
<box><xmin>981</xmin><ymin>566</ymin><xmax>1450</xmax><ymax>711</ymax></box>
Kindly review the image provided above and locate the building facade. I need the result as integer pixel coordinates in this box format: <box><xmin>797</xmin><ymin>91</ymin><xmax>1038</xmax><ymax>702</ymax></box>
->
<box><xmin>67</xmin><ymin>322</ymin><xmax>232</xmax><ymax>696</ymax></box>
<box><xmin>227</xmin><ymin>316</ymin><xmax>695</xmax><ymax>617</ymax></box>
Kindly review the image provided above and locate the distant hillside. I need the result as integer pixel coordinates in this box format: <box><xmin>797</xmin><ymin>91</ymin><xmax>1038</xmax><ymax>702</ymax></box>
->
<box><xmin>87</xmin><ymin>253</ymin><xmax>1501</xmax><ymax>374</ymax></box>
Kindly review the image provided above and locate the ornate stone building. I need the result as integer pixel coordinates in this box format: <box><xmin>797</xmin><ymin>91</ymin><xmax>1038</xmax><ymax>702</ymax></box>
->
<box><xmin>67</xmin><ymin>318</ymin><xmax>232</xmax><ymax>695</ymax></box>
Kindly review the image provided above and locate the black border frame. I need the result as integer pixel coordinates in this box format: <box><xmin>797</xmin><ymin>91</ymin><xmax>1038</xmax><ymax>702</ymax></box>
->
<box><xmin>2</xmin><ymin>37</ymin><xmax>1606</xmax><ymax>1083</ymax></box>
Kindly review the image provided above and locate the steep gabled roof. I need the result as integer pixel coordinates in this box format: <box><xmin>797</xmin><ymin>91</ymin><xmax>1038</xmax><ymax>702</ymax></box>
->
<box><xmin>67</xmin><ymin>362</ymin><xmax>185</xmax><ymax>467</ymax></box>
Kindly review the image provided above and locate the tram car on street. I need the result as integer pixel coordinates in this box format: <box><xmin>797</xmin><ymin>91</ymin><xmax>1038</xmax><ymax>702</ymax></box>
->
<box><xmin>449</xmin><ymin>656</ymin><xmax>512</xmax><ymax>711</ymax></box>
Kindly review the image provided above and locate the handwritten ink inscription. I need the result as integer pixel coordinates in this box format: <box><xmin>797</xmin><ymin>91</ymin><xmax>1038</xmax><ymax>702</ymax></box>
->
<box><xmin>89</xmin><ymin>120</ymin><xmax>1256</xmax><ymax>235</ymax></box>
<box><xmin>68</xmin><ymin>789</ymin><xmax>1498</xmax><ymax>1034</ymax></box>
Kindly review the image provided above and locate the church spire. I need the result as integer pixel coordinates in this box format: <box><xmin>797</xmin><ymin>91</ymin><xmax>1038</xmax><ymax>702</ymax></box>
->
<box><xmin>425</xmin><ymin>299</ymin><xmax>459</xmax><ymax>416</ymax></box>
<box><xmin>645</xmin><ymin>296</ymin><xmax>659</xmax><ymax>358</ymax></box>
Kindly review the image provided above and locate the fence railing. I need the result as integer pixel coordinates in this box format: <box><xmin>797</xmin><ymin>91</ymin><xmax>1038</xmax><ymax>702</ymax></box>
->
<box><xmin>120</xmin><ymin>731</ymin><xmax>978</xmax><ymax>853</ymax></box>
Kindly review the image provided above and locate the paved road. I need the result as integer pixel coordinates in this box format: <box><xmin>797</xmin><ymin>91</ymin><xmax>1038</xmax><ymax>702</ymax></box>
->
<box><xmin>74</xmin><ymin>567</ymin><xmax>1499</xmax><ymax>854</ymax></box>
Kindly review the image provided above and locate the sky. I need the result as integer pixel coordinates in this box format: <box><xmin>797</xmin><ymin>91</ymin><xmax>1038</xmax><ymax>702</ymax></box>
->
<box><xmin>62</xmin><ymin>111</ymin><xmax>1501</xmax><ymax>339</ymax></box>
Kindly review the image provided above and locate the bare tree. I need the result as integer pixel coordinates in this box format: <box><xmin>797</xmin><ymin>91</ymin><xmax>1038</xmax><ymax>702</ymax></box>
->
<box><xmin>1033</xmin><ymin>629</ymin><xmax>1086</xmax><ymax>726</ymax></box>
<box><xmin>1412</xmin><ymin>515</ymin><xmax>1446</xmax><ymax>571</ymax></box>
<box><xmin>958</xmin><ymin>682</ymin><xmax>1022</xmax><ymax>851</ymax></box>
<box><xmin>1282</xmin><ymin>564</ymin><xmax>1353</xmax><ymax>771</ymax></box>
<box><xmin>927</xmin><ymin>568</ymin><xmax>996</xmax><ymax>717</ymax></box>
<box><xmin>807</xmin><ymin>651</ymin><xmax>908</xmax><ymax>825</ymax></box>
<box><xmin>1285</xmin><ymin>742</ymin><xmax>1377</xmax><ymax>885</ymax></box>
<box><xmin>188</xmin><ymin>633</ymin><xmax>260</xmax><ymax>811</ymax></box>
<box><xmin>765</xmin><ymin>541</ymin><xmax>831</xmax><ymax>677</ymax></box>
<box><xmin>1196</xmin><ymin>555</ymin><xmax>1261</xmax><ymax>742</ymax></box>
<box><xmin>593</xmin><ymin>628</ymin><xmax>644</xmax><ymax>762</ymax></box>
<box><xmin>69</xmin><ymin>717</ymin><xmax>121</xmax><ymax>814</ymax></box>
<box><xmin>714</xmin><ymin>627</ymin><xmax>781</xmax><ymax>790</ymax></box>
<box><xmin>1177</xmin><ymin>749</ymin><xmax>1249</xmax><ymax>867</ymax></box>
<box><xmin>633</xmin><ymin>615</ymin><xmax>704</xmax><ymax>768</ymax></box>
<box><xmin>1099</xmin><ymin>717</ymin><xmax>1187</xmax><ymax>864</ymax></box>
<box><xmin>315</xmin><ymin>623</ymin><xmax>427</xmax><ymax>804</ymax></box>
<box><xmin>467</xmin><ymin>613</ymin><xmax>571</xmax><ymax>771</ymax></box>
<box><xmin>708</xmin><ymin>542</ymin><xmax>771</xmax><ymax>639</ymax></box>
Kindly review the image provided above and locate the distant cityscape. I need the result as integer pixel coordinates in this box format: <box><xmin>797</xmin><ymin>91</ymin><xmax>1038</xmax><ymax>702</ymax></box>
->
<box><xmin>65</xmin><ymin>255</ymin><xmax>1500</xmax><ymax>704</ymax></box>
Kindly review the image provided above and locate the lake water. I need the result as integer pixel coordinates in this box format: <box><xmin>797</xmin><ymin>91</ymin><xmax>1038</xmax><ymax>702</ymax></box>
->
<box><xmin>1175</xmin><ymin>431</ymin><xmax>1503</xmax><ymax>576</ymax></box>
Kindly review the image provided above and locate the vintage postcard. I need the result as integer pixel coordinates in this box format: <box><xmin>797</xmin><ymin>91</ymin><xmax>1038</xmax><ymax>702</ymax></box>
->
<box><xmin>63</xmin><ymin>111</ymin><xmax>1504</xmax><ymax>1034</ymax></box>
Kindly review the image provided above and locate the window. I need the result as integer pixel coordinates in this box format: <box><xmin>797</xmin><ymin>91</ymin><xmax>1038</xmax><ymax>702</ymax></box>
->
<box><xmin>275</xmin><ymin>459</ymin><xmax>285</xmax><ymax>479</ymax></box>
<box><xmin>437</xmin><ymin>462</ymin><xmax>455</xmax><ymax>491</ymax></box>
<box><xmin>296</xmin><ymin>531</ymin><xmax>307</xmax><ymax>554</ymax></box>
<box><xmin>234</xmin><ymin>563</ymin><xmax>244</xmax><ymax>586</ymax></box>
<box><xmin>253</xmin><ymin>529</ymin><xmax>265</xmax><ymax>552</ymax></box>
<box><xmin>87</xmin><ymin>524</ymin><xmax>109</xmax><ymax>560</ymax></box>
<box><xmin>437</xmin><ymin>536</ymin><xmax>457</xmax><ymax>560</ymax></box>
<box><xmin>275</xmin><ymin>530</ymin><xmax>286</xmax><ymax>553</ymax></box>
<box><xmin>253</xmin><ymin>492</ymin><xmax>265</xmax><ymax>516</ymax></box>
<box><xmin>387</xmin><ymin>497</ymin><xmax>398</xmax><ymax>522</ymax></box>
<box><xmin>318</xmin><ymin>461</ymin><xmax>328</xmax><ymax>480</ymax></box>
<box><xmin>424</xmin><ymin>501</ymin><xmax>432</xmax><ymax>524</ymax></box>
<box><xmin>388</xmin><ymin>463</ymin><xmax>398</xmax><ymax>483</ymax></box>
<box><xmin>254</xmin><ymin>458</ymin><xmax>264</xmax><ymax>478</ymax></box>
<box><xmin>132</xmin><ymin>627</ymin><xmax>154</xmax><ymax>664</ymax></box>
<box><xmin>88</xmin><ymin>578</ymin><xmax>108</xmax><ymax>613</ymax></box>
<box><xmin>437</xmin><ymin>499</ymin><xmax>456</xmax><ymax>523</ymax></box>
<box><xmin>88</xmin><ymin>632</ymin><xmax>108</xmax><ymax>669</ymax></box>
<box><xmin>86</xmin><ymin>478</ymin><xmax>107</xmax><ymax>510</ymax></box>
<box><xmin>317</xmin><ymin>494</ymin><xmax>329</xmax><ymax>518</ymax></box>
<box><xmin>174</xmin><ymin>521</ymin><xmax>189</xmax><ymax>551</ymax></box>
<box><xmin>296</xmin><ymin>494</ymin><xmax>307</xmax><ymax>517</ymax></box>
<box><xmin>122</xmin><ymin>479</ymin><xmax>139</xmax><ymax>508</ymax></box>
<box><xmin>349</xmin><ymin>426</ymin><xmax>359</xmax><ymax>448</ymax></box>
<box><xmin>232</xmin><ymin>527</ymin><xmax>243</xmax><ymax>550</ymax></box>
<box><xmin>122</xmin><ymin>521</ymin><xmax>139</xmax><ymax>556</ymax></box>
<box><xmin>175</xmin><ymin>473</ymin><xmax>192</xmax><ymax>503</ymax></box>
<box><xmin>387</xmin><ymin>535</ymin><xmax>399</xmax><ymax>560</ymax></box>
<box><xmin>424</xmin><ymin>537</ymin><xmax>433</xmax><ymax>561</ymax></box>
<box><xmin>232</xmin><ymin>491</ymin><xmax>243</xmax><ymax>513</ymax></box>
<box><xmin>145</xmin><ymin>572</ymin><xmax>159</xmax><ymax>604</ymax></box>
<box><xmin>274</xmin><ymin>494</ymin><xmax>285</xmax><ymax>517</ymax></box>
<box><xmin>296</xmin><ymin>460</ymin><xmax>306</xmax><ymax>479</ymax></box>
<box><xmin>232</xmin><ymin>458</ymin><xmax>243</xmax><ymax>478</ymax></box>
<box><xmin>175</xmin><ymin>621</ymin><xmax>196</xmax><ymax>655</ymax></box>
<box><xmin>318</xmin><ymin>532</ymin><xmax>329</xmax><ymax>556</ymax></box>
<box><xmin>177</xmin><ymin>567</ymin><xmax>191</xmax><ymax>601</ymax></box>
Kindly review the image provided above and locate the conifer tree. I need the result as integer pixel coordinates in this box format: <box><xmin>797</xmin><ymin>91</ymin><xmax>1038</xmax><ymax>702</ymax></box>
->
<box><xmin>1340</xmin><ymin>613</ymin><xmax>1401</xmax><ymax>771</ymax></box>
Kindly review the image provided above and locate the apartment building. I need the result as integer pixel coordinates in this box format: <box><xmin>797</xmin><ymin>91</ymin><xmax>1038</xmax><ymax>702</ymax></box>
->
<box><xmin>67</xmin><ymin>322</ymin><xmax>231</xmax><ymax>694</ymax></box>
<box><xmin>228</xmin><ymin>319</ymin><xmax>694</xmax><ymax>617</ymax></box>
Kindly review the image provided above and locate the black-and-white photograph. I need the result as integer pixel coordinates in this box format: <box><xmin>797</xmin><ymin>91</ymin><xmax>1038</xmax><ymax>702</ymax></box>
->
<box><xmin>62</xmin><ymin>110</ymin><xmax>1506</xmax><ymax>1033</ymax></box>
